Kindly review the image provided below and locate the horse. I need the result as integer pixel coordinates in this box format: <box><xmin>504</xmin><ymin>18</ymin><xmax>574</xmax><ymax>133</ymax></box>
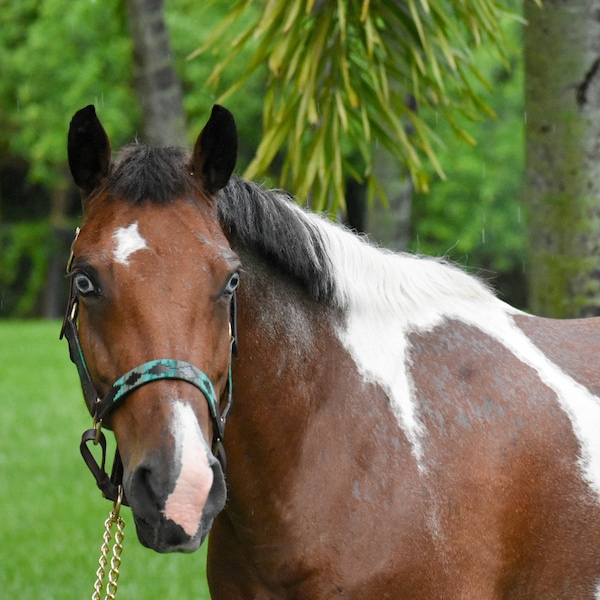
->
<box><xmin>63</xmin><ymin>103</ymin><xmax>600</xmax><ymax>599</ymax></box>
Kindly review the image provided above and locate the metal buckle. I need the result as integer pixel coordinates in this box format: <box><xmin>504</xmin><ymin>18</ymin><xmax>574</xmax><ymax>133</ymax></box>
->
<box><xmin>65</xmin><ymin>227</ymin><xmax>80</xmax><ymax>274</ymax></box>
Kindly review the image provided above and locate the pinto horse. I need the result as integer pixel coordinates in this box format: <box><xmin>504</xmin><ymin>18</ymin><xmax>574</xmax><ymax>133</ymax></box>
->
<box><xmin>64</xmin><ymin>104</ymin><xmax>600</xmax><ymax>599</ymax></box>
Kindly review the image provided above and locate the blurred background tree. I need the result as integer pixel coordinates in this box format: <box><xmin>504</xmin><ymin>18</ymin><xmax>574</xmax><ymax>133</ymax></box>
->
<box><xmin>126</xmin><ymin>0</ymin><xmax>187</xmax><ymax>147</ymax></box>
<box><xmin>524</xmin><ymin>0</ymin><xmax>600</xmax><ymax>318</ymax></box>
<box><xmin>407</xmin><ymin>15</ymin><xmax>527</xmax><ymax>307</ymax></box>
<box><xmin>0</xmin><ymin>0</ymin><xmax>567</xmax><ymax>320</ymax></box>
<box><xmin>200</xmin><ymin>0</ymin><xmax>519</xmax><ymax>211</ymax></box>
<box><xmin>0</xmin><ymin>0</ymin><xmax>265</xmax><ymax>317</ymax></box>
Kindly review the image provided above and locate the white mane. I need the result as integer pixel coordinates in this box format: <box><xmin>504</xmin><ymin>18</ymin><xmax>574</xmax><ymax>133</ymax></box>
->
<box><xmin>281</xmin><ymin>199</ymin><xmax>600</xmax><ymax>504</ymax></box>
<box><xmin>295</xmin><ymin>204</ymin><xmax>512</xmax><ymax>470</ymax></box>
<box><xmin>297</xmin><ymin>204</ymin><xmax>499</xmax><ymax>321</ymax></box>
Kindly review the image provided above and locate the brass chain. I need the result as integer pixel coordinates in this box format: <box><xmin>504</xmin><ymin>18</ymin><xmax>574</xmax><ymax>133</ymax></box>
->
<box><xmin>106</xmin><ymin>513</ymin><xmax>125</xmax><ymax>599</ymax></box>
<box><xmin>92</xmin><ymin>488</ymin><xmax>125</xmax><ymax>600</ymax></box>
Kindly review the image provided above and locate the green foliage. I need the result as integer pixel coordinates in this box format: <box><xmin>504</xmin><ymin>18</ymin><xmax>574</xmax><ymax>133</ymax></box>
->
<box><xmin>0</xmin><ymin>321</ymin><xmax>211</xmax><ymax>598</ymax></box>
<box><xmin>0</xmin><ymin>221</ymin><xmax>52</xmax><ymax>316</ymax></box>
<box><xmin>0</xmin><ymin>0</ymin><xmax>137</xmax><ymax>187</ymax></box>
<box><xmin>0</xmin><ymin>0</ymin><xmax>137</xmax><ymax>316</ymax></box>
<box><xmin>0</xmin><ymin>0</ymin><xmax>266</xmax><ymax>317</ymax></box>
<box><xmin>409</xmin><ymin>12</ymin><xmax>526</xmax><ymax>305</ymax></box>
<box><xmin>0</xmin><ymin>0</ymin><xmax>266</xmax><ymax>189</ymax></box>
<box><xmin>201</xmin><ymin>0</ymin><xmax>522</xmax><ymax>214</ymax></box>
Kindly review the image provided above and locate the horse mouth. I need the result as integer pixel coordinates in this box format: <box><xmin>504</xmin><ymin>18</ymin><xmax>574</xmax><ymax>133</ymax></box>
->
<box><xmin>126</xmin><ymin>458</ymin><xmax>227</xmax><ymax>553</ymax></box>
<box><xmin>134</xmin><ymin>512</ymin><xmax>214</xmax><ymax>554</ymax></box>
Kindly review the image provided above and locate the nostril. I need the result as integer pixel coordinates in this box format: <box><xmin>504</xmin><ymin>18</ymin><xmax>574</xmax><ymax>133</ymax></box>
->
<box><xmin>135</xmin><ymin>466</ymin><xmax>150</xmax><ymax>494</ymax></box>
<box><xmin>127</xmin><ymin>463</ymin><xmax>166</xmax><ymax>548</ymax></box>
<box><xmin>129</xmin><ymin>464</ymin><xmax>163</xmax><ymax>513</ymax></box>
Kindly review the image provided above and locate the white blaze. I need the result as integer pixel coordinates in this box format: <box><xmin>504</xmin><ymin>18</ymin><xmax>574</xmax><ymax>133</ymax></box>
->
<box><xmin>163</xmin><ymin>401</ymin><xmax>214</xmax><ymax>537</ymax></box>
<box><xmin>113</xmin><ymin>222</ymin><xmax>148</xmax><ymax>265</ymax></box>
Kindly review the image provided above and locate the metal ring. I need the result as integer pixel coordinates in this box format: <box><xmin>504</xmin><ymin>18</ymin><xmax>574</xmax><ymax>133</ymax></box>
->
<box><xmin>93</xmin><ymin>418</ymin><xmax>103</xmax><ymax>445</ymax></box>
<box><xmin>112</xmin><ymin>485</ymin><xmax>124</xmax><ymax>519</ymax></box>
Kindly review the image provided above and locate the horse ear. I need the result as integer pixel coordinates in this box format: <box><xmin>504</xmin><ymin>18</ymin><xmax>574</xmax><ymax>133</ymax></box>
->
<box><xmin>68</xmin><ymin>105</ymin><xmax>111</xmax><ymax>201</ymax></box>
<box><xmin>191</xmin><ymin>105</ymin><xmax>238</xmax><ymax>195</ymax></box>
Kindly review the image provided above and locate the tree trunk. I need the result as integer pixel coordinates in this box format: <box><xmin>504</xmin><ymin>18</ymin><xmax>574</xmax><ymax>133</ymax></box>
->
<box><xmin>524</xmin><ymin>0</ymin><xmax>600</xmax><ymax>318</ymax></box>
<box><xmin>43</xmin><ymin>185</ymin><xmax>70</xmax><ymax>319</ymax></box>
<box><xmin>126</xmin><ymin>0</ymin><xmax>187</xmax><ymax>147</ymax></box>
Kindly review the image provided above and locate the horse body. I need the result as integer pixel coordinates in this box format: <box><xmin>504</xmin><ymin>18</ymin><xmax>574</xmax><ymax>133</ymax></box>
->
<box><xmin>209</xmin><ymin>205</ymin><xmax>600</xmax><ymax>598</ymax></box>
<box><xmin>66</xmin><ymin>105</ymin><xmax>600</xmax><ymax>598</ymax></box>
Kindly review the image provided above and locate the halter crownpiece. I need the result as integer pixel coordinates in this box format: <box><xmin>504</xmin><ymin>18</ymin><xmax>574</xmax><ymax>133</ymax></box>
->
<box><xmin>61</xmin><ymin>230</ymin><xmax>236</xmax><ymax>504</ymax></box>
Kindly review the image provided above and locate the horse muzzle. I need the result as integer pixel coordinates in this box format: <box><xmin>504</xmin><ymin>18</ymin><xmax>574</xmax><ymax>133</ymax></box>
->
<box><xmin>124</xmin><ymin>412</ymin><xmax>227</xmax><ymax>553</ymax></box>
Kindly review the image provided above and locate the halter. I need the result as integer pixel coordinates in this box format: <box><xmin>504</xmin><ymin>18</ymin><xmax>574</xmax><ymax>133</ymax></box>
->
<box><xmin>60</xmin><ymin>230</ymin><xmax>237</xmax><ymax>505</ymax></box>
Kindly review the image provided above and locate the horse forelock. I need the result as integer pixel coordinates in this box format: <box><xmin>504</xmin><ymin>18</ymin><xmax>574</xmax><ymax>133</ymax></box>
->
<box><xmin>102</xmin><ymin>144</ymin><xmax>196</xmax><ymax>206</ymax></box>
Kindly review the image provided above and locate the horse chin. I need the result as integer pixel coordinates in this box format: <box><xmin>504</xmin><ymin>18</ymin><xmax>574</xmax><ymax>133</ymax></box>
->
<box><xmin>134</xmin><ymin>514</ymin><xmax>213</xmax><ymax>554</ymax></box>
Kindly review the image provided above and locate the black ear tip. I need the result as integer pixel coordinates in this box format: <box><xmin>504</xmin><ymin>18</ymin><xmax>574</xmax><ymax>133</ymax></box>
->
<box><xmin>211</xmin><ymin>105</ymin><xmax>236</xmax><ymax>129</ymax></box>
<box><xmin>71</xmin><ymin>104</ymin><xmax>96</xmax><ymax>125</ymax></box>
<box><xmin>69</xmin><ymin>106</ymin><xmax>102</xmax><ymax>141</ymax></box>
<box><xmin>211</xmin><ymin>104</ymin><xmax>229</xmax><ymax>116</ymax></box>
<box><xmin>68</xmin><ymin>105</ymin><xmax>107</xmax><ymax>154</ymax></box>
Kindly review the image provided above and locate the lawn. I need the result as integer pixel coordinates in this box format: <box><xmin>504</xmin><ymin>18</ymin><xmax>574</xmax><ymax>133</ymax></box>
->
<box><xmin>0</xmin><ymin>321</ymin><xmax>211</xmax><ymax>599</ymax></box>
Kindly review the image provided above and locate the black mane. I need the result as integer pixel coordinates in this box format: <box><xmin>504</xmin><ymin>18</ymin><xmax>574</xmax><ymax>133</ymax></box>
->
<box><xmin>101</xmin><ymin>144</ymin><xmax>336</xmax><ymax>302</ymax></box>
<box><xmin>219</xmin><ymin>178</ymin><xmax>335</xmax><ymax>302</ymax></box>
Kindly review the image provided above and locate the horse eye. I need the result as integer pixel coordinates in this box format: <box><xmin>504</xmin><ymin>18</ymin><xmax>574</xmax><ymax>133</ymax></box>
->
<box><xmin>74</xmin><ymin>273</ymin><xmax>98</xmax><ymax>297</ymax></box>
<box><xmin>223</xmin><ymin>272</ymin><xmax>240</xmax><ymax>296</ymax></box>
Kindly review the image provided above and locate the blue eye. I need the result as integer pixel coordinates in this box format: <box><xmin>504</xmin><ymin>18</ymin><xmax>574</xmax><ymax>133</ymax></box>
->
<box><xmin>223</xmin><ymin>272</ymin><xmax>240</xmax><ymax>296</ymax></box>
<box><xmin>74</xmin><ymin>273</ymin><xmax>98</xmax><ymax>297</ymax></box>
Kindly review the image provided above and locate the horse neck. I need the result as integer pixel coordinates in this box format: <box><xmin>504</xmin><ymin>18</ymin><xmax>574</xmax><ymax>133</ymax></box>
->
<box><xmin>224</xmin><ymin>250</ymin><xmax>341</xmax><ymax>513</ymax></box>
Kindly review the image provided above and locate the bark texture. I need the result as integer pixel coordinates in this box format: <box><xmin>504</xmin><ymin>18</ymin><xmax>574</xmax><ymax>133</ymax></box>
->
<box><xmin>525</xmin><ymin>0</ymin><xmax>600</xmax><ymax>317</ymax></box>
<box><xmin>126</xmin><ymin>0</ymin><xmax>187</xmax><ymax>147</ymax></box>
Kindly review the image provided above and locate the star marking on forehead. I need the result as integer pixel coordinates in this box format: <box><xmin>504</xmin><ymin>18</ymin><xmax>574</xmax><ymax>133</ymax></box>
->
<box><xmin>113</xmin><ymin>222</ymin><xmax>149</xmax><ymax>266</ymax></box>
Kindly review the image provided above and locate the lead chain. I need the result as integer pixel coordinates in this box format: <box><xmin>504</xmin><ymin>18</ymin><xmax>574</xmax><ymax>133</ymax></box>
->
<box><xmin>92</xmin><ymin>491</ymin><xmax>125</xmax><ymax>600</ymax></box>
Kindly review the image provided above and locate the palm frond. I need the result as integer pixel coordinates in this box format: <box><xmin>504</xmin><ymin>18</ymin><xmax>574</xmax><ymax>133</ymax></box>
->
<box><xmin>196</xmin><ymin>0</ymin><xmax>518</xmax><ymax>211</ymax></box>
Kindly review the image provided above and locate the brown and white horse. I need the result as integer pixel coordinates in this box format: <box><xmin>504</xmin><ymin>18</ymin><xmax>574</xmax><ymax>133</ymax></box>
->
<box><xmin>65</xmin><ymin>104</ymin><xmax>600</xmax><ymax>598</ymax></box>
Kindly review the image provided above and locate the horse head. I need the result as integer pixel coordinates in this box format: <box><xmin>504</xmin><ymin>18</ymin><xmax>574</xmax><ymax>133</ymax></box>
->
<box><xmin>66</xmin><ymin>105</ymin><xmax>238</xmax><ymax>553</ymax></box>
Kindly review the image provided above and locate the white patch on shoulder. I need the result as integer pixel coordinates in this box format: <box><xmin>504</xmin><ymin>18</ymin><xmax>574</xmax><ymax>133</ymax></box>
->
<box><xmin>315</xmin><ymin>216</ymin><xmax>494</xmax><ymax>470</ymax></box>
<box><xmin>113</xmin><ymin>222</ymin><xmax>148</xmax><ymax>265</ymax></box>
<box><xmin>313</xmin><ymin>214</ymin><xmax>600</xmax><ymax>495</ymax></box>
<box><xmin>163</xmin><ymin>401</ymin><xmax>214</xmax><ymax>537</ymax></box>
<box><xmin>493</xmin><ymin>308</ymin><xmax>600</xmax><ymax>501</ymax></box>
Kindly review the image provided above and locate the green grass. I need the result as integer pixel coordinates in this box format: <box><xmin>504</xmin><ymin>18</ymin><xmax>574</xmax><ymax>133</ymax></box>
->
<box><xmin>0</xmin><ymin>321</ymin><xmax>211</xmax><ymax>599</ymax></box>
